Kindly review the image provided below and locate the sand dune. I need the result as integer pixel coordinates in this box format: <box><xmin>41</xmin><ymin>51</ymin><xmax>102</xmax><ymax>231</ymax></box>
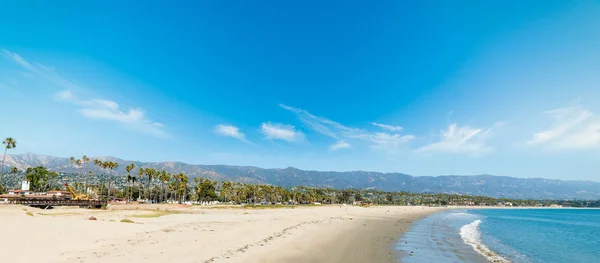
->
<box><xmin>0</xmin><ymin>204</ymin><xmax>444</xmax><ymax>263</ymax></box>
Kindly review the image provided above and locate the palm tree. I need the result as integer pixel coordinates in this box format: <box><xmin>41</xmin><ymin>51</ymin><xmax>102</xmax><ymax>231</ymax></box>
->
<box><xmin>106</xmin><ymin>161</ymin><xmax>119</xmax><ymax>199</ymax></box>
<box><xmin>125</xmin><ymin>174</ymin><xmax>132</xmax><ymax>202</ymax></box>
<box><xmin>82</xmin><ymin>155</ymin><xmax>90</xmax><ymax>190</ymax></box>
<box><xmin>130</xmin><ymin>176</ymin><xmax>137</xmax><ymax>201</ymax></box>
<box><xmin>144</xmin><ymin>168</ymin><xmax>157</xmax><ymax>202</ymax></box>
<box><xmin>1</xmin><ymin>137</ymin><xmax>16</xmax><ymax>190</ymax></box>
<box><xmin>125</xmin><ymin>163</ymin><xmax>136</xmax><ymax>202</ymax></box>
<box><xmin>137</xmin><ymin>167</ymin><xmax>145</xmax><ymax>199</ymax></box>
<box><xmin>88</xmin><ymin>170</ymin><xmax>93</xmax><ymax>196</ymax></box>
<box><xmin>95</xmin><ymin>160</ymin><xmax>109</xmax><ymax>198</ymax></box>
<box><xmin>9</xmin><ymin>166</ymin><xmax>18</xmax><ymax>190</ymax></box>
<box><xmin>159</xmin><ymin>170</ymin><xmax>170</xmax><ymax>203</ymax></box>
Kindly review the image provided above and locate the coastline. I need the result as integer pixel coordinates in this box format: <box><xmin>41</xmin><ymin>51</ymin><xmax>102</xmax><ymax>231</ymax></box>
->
<box><xmin>265</xmin><ymin>206</ymin><xmax>447</xmax><ymax>263</ymax></box>
<box><xmin>0</xmin><ymin>204</ymin><xmax>445</xmax><ymax>263</ymax></box>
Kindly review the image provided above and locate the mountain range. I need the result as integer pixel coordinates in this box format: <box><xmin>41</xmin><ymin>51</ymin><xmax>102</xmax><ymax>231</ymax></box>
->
<box><xmin>2</xmin><ymin>153</ymin><xmax>599</xmax><ymax>200</ymax></box>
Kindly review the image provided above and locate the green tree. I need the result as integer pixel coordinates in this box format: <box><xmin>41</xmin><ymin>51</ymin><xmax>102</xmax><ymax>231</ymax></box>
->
<box><xmin>220</xmin><ymin>181</ymin><xmax>233</xmax><ymax>202</ymax></box>
<box><xmin>25</xmin><ymin>166</ymin><xmax>57</xmax><ymax>192</ymax></box>
<box><xmin>195</xmin><ymin>177</ymin><xmax>218</xmax><ymax>202</ymax></box>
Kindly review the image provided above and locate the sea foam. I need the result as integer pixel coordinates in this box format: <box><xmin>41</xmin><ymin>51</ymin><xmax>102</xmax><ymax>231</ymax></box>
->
<box><xmin>460</xmin><ymin>220</ymin><xmax>510</xmax><ymax>263</ymax></box>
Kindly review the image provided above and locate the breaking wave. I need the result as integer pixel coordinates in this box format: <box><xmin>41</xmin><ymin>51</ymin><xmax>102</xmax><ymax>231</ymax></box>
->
<box><xmin>460</xmin><ymin>220</ymin><xmax>510</xmax><ymax>263</ymax></box>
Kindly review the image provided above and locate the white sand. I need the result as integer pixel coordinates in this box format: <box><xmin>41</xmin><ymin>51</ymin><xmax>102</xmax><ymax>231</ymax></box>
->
<box><xmin>0</xmin><ymin>204</ymin><xmax>445</xmax><ymax>263</ymax></box>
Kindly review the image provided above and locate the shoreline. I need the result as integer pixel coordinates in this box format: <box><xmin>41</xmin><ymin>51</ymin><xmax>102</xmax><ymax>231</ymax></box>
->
<box><xmin>271</xmin><ymin>206</ymin><xmax>447</xmax><ymax>263</ymax></box>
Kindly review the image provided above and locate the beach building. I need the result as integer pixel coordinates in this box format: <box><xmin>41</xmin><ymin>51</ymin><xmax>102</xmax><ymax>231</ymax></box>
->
<box><xmin>46</xmin><ymin>190</ymin><xmax>72</xmax><ymax>197</ymax></box>
<box><xmin>8</xmin><ymin>189</ymin><xmax>34</xmax><ymax>195</ymax></box>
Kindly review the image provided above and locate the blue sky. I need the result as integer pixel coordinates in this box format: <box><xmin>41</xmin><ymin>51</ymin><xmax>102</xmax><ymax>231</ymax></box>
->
<box><xmin>1</xmin><ymin>1</ymin><xmax>600</xmax><ymax>181</ymax></box>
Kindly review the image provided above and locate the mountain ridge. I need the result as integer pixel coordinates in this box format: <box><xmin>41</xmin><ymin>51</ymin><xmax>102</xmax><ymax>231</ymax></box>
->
<box><xmin>2</xmin><ymin>153</ymin><xmax>599</xmax><ymax>200</ymax></box>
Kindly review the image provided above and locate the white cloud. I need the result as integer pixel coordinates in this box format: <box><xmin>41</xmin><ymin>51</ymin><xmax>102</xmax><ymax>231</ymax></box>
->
<box><xmin>418</xmin><ymin>122</ymin><xmax>503</xmax><ymax>156</ymax></box>
<box><xmin>2</xmin><ymin>49</ymin><xmax>82</xmax><ymax>91</ymax></box>
<box><xmin>372</xmin><ymin>122</ymin><xmax>403</xmax><ymax>132</ymax></box>
<box><xmin>78</xmin><ymin>107</ymin><xmax>144</xmax><ymax>123</ymax></box>
<box><xmin>54</xmin><ymin>90</ymin><xmax>169</xmax><ymax>139</ymax></box>
<box><xmin>279</xmin><ymin>104</ymin><xmax>351</xmax><ymax>139</ymax></box>
<box><xmin>280</xmin><ymin>104</ymin><xmax>414</xmax><ymax>151</ymax></box>
<box><xmin>3</xmin><ymin>50</ymin><xmax>169</xmax><ymax>139</ymax></box>
<box><xmin>368</xmin><ymin>133</ymin><xmax>415</xmax><ymax>148</ymax></box>
<box><xmin>528</xmin><ymin>106</ymin><xmax>600</xmax><ymax>149</ymax></box>
<box><xmin>330</xmin><ymin>141</ymin><xmax>351</xmax><ymax>151</ymax></box>
<box><xmin>260</xmin><ymin>122</ymin><xmax>305</xmax><ymax>142</ymax></box>
<box><xmin>215</xmin><ymin>124</ymin><xmax>249</xmax><ymax>142</ymax></box>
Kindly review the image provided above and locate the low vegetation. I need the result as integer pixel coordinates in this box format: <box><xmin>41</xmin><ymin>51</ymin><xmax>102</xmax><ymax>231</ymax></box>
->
<box><xmin>129</xmin><ymin>210</ymin><xmax>181</xmax><ymax>218</ymax></box>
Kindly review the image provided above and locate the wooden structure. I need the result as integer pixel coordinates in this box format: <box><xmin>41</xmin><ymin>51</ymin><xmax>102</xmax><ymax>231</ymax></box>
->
<box><xmin>2</xmin><ymin>196</ymin><xmax>106</xmax><ymax>209</ymax></box>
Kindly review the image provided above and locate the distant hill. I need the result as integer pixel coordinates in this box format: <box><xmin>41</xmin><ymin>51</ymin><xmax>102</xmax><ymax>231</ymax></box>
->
<box><xmin>2</xmin><ymin>153</ymin><xmax>600</xmax><ymax>200</ymax></box>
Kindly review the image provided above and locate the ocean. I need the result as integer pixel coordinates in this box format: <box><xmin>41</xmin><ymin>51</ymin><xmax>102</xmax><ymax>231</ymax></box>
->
<box><xmin>396</xmin><ymin>208</ymin><xmax>600</xmax><ymax>263</ymax></box>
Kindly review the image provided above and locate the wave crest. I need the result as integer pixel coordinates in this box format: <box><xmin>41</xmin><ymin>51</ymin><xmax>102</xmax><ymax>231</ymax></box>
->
<box><xmin>460</xmin><ymin>220</ymin><xmax>510</xmax><ymax>263</ymax></box>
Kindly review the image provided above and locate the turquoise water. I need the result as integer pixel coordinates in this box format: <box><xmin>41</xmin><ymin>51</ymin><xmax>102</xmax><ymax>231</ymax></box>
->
<box><xmin>471</xmin><ymin>209</ymin><xmax>600</xmax><ymax>263</ymax></box>
<box><xmin>397</xmin><ymin>209</ymin><xmax>600</xmax><ymax>263</ymax></box>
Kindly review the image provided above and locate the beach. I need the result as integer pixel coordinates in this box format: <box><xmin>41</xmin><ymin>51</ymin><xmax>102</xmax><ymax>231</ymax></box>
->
<box><xmin>0</xmin><ymin>204</ymin><xmax>445</xmax><ymax>263</ymax></box>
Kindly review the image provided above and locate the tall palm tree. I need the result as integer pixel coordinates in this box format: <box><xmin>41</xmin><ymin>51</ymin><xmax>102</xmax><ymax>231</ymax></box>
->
<box><xmin>9</xmin><ymin>167</ymin><xmax>18</xmax><ymax>190</ymax></box>
<box><xmin>159</xmin><ymin>171</ymin><xmax>171</xmax><ymax>203</ymax></box>
<box><xmin>103</xmin><ymin>161</ymin><xmax>119</xmax><ymax>199</ymax></box>
<box><xmin>94</xmin><ymin>160</ymin><xmax>107</xmax><ymax>198</ymax></box>
<box><xmin>125</xmin><ymin>174</ymin><xmax>132</xmax><ymax>202</ymax></box>
<box><xmin>130</xmin><ymin>176</ymin><xmax>137</xmax><ymax>201</ymax></box>
<box><xmin>1</xmin><ymin>137</ymin><xmax>16</xmax><ymax>191</ymax></box>
<box><xmin>144</xmin><ymin>168</ymin><xmax>157</xmax><ymax>202</ymax></box>
<box><xmin>88</xmin><ymin>170</ymin><xmax>93</xmax><ymax>196</ymax></box>
<box><xmin>125</xmin><ymin>163</ymin><xmax>136</xmax><ymax>202</ymax></box>
<box><xmin>137</xmin><ymin>167</ymin><xmax>145</xmax><ymax>199</ymax></box>
<box><xmin>82</xmin><ymin>155</ymin><xmax>90</xmax><ymax>191</ymax></box>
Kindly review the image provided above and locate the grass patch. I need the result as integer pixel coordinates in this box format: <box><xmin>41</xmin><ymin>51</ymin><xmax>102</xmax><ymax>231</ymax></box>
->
<box><xmin>25</xmin><ymin>212</ymin><xmax>34</xmax><ymax>216</ymax></box>
<box><xmin>109</xmin><ymin>219</ymin><xmax>115</xmax><ymax>222</ymax></box>
<box><xmin>120</xmin><ymin>218</ymin><xmax>135</xmax><ymax>223</ymax></box>
<box><xmin>129</xmin><ymin>210</ymin><xmax>182</xmax><ymax>218</ymax></box>
<box><xmin>37</xmin><ymin>212</ymin><xmax>78</xmax><ymax>216</ymax></box>
<box><xmin>241</xmin><ymin>204</ymin><xmax>296</xmax><ymax>210</ymax></box>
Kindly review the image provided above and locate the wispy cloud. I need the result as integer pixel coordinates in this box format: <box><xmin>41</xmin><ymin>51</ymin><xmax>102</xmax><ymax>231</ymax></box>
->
<box><xmin>55</xmin><ymin>90</ymin><xmax>169</xmax><ymax>139</ymax></box>
<box><xmin>280</xmin><ymin>104</ymin><xmax>414</xmax><ymax>152</ymax></box>
<box><xmin>418</xmin><ymin>122</ymin><xmax>503</xmax><ymax>156</ymax></box>
<box><xmin>330</xmin><ymin>140</ymin><xmax>351</xmax><ymax>151</ymax></box>
<box><xmin>215</xmin><ymin>124</ymin><xmax>252</xmax><ymax>144</ymax></box>
<box><xmin>2</xmin><ymin>49</ymin><xmax>82</xmax><ymax>91</ymax></box>
<box><xmin>279</xmin><ymin>104</ymin><xmax>353</xmax><ymax>139</ymax></box>
<box><xmin>527</xmin><ymin>106</ymin><xmax>600</xmax><ymax>149</ymax></box>
<box><xmin>260</xmin><ymin>122</ymin><xmax>305</xmax><ymax>142</ymax></box>
<box><xmin>372</xmin><ymin>122</ymin><xmax>403</xmax><ymax>132</ymax></box>
<box><xmin>3</xmin><ymin>50</ymin><xmax>169</xmax><ymax>139</ymax></box>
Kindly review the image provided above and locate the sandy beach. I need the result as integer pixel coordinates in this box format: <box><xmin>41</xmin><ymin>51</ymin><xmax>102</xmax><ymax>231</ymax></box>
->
<box><xmin>0</xmin><ymin>204</ymin><xmax>445</xmax><ymax>263</ymax></box>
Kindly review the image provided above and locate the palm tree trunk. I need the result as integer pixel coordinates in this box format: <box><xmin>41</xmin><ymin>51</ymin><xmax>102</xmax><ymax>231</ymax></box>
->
<box><xmin>0</xmin><ymin>147</ymin><xmax>7</xmax><ymax>190</ymax></box>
